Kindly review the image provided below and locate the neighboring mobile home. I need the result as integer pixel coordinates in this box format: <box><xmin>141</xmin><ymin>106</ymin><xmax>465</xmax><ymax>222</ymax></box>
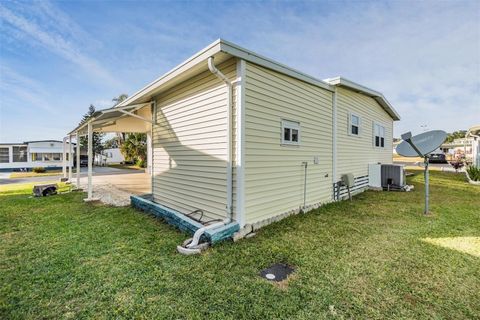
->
<box><xmin>68</xmin><ymin>39</ymin><xmax>400</xmax><ymax>239</ymax></box>
<box><xmin>0</xmin><ymin>140</ymin><xmax>75</xmax><ymax>172</ymax></box>
<box><xmin>95</xmin><ymin>148</ymin><xmax>125</xmax><ymax>166</ymax></box>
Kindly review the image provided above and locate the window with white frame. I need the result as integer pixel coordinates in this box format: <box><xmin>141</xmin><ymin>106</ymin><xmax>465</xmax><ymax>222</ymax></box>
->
<box><xmin>349</xmin><ymin>113</ymin><xmax>361</xmax><ymax>136</ymax></box>
<box><xmin>281</xmin><ymin>120</ymin><xmax>300</xmax><ymax>145</ymax></box>
<box><xmin>374</xmin><ymin>123</ymin><xmax>386</xmax><ymax>148</ymax></box>
<box><xmin>12</xmin><ymin>146</ymin><xmax>27</xmax><ymax>162</ymax></box>
<box><xmin>0</xmin><ymin>147</ymin><xmax>9</xmax><ymax>163</ymax></box>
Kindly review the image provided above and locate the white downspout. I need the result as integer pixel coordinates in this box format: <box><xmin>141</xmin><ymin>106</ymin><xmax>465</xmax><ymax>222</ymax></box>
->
<box><xmin>182</xmin><ymin>57</ymin><xmax>233</xmax><ymax>250</ymax></box>
<box><xmin>332</xmin><ymin>87</ymin><xmax>338</xmax><ymax>200</ymax></box>
<box><xmin>208</xmin><ymin>56</ymin><xmax>233</xmax><ymax>221</ymax></box>
<box><xmin>76</xmin><ymin>132</ymin><xmax>81</xmax><ymax>188</ymax></box>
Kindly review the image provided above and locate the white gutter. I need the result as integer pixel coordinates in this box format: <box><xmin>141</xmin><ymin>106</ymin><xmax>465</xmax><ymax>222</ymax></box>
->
<box><xmin>208</xmin><ymin>56</ymin><xmax>233</xmax><ymax>221</ymax></box>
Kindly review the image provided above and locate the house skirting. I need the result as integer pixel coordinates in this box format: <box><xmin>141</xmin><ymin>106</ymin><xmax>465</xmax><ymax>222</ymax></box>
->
<box><xmin>130</xmin><ymin>194</ymin><xmax>239</xmax><ymax>244</ymax></box>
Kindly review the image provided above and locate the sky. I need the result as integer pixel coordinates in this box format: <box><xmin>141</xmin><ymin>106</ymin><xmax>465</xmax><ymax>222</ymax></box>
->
<box><xmin>0</xmin><ymin>0</ymin><xmax>479</xmax><ymax>142</ymax></box>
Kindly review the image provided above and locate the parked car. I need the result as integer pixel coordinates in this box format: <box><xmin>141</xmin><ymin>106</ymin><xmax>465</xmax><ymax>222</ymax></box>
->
<box><xmin>73</xmin><ymin>155</ymin><xmax>90</xmax><ymax>167</ymax></box>
<box><xmin>429</xmin><ymin>149</ymin><xmax>448</xmax><ymax>163</ymax></box>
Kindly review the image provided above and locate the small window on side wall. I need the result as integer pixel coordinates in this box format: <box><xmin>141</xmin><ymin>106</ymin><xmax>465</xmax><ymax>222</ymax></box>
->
<box><xmin>374</xmin><ymin>123</ymin><xmax>386</xmax><ymax>148</ymax></box>
<box><xmin>349</xmin><ymin>112</ymin><xmax>361</xmax><ymax>136</ymax></box>
<box><xmin>281</xmin><ymin>120</ymin><xmax>300</xmax><ymax>145</ymax></box>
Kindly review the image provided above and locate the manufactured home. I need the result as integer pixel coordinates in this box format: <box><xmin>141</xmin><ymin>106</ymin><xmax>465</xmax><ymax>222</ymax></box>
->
<box><xmin>0</xmin><ymin>140</ymin><xmax>75</xmax><ymax>172</ymax></box>
<box><xmin>67</xmin><ymin>39</ymin><xmax>400</xmax><ymax>243</ymax></box>
<box><xmin>95</xmin><ymin>148</ymin><xmax>125</xmax><ymax>166</ymax></box>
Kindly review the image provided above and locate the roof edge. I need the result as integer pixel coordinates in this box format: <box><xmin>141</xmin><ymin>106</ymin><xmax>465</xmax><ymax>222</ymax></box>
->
<box><xmin>117</xmin><ymin>38</ymin><xmax>336</xmax><ymax>109</ymax></box>
<box><xmin>324</xmin><ymin>76</ymin><xmax>401</xmax><ymax>121</ymax></box>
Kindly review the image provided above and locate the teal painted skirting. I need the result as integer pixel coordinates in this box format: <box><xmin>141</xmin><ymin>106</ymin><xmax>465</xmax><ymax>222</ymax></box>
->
<box><xmin>130</xmin><ymin>194</ymin><xmax>239</xmax><ymax>244</ymax></box>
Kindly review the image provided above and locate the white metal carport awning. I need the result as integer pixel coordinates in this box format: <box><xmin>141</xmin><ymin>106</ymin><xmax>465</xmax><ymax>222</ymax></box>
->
<box><xmin>68</xmin><ymin>102</ymin><xmax>154</xmax><ymax>136</ymax></box>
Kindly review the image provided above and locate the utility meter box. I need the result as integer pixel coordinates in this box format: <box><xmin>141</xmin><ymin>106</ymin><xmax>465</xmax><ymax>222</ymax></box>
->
<box><xmin>341</xmin><ymin>173</ymin><xmax>355</xmax><ymax>188</ymax></box>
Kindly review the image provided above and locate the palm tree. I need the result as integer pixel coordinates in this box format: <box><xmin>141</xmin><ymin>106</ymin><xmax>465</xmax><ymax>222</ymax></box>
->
<box><xmin>120</xmin><ymin>133</ymin><xmax>147</xmax><ymax>167</ymax></box>
<box><xmin>112</xmin><ymin>94</ymin><xmax>129</xmax><ymax>146</ymax></box>
<box><xmin>112</xmin><ymin>93</ymin><xmax>128</xmax><ymax>106</ymax></box>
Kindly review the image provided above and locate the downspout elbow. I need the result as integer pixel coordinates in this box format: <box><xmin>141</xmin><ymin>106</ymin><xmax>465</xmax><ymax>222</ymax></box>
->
<box><xmin>208</xmin><ymin>57</ymin><xmax>231</xmax><ymax>85</ymax></box>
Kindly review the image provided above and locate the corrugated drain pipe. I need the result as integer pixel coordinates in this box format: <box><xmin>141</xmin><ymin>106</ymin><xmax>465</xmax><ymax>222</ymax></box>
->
<box><xmin>177</xmin><ymin>56</ymin><xmax>233</xmax><ymax>255</ymax></box>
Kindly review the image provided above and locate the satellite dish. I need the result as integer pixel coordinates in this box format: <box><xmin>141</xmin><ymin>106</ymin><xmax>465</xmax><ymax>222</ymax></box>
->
<box><xmin>396</xmin><ymin>129</ymin><xmax>447</xmax><ymax>215</ymax></box>
<box><xmin>396</xmin><ymin>130</ymin><xmax>447</xmax><ymax>157</ymax></box>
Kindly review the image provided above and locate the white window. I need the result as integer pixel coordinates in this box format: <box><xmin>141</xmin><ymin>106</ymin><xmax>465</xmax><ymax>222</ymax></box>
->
<box><xmin>349</xmin><ymin>112</ymin><xmax>361</xmax><ymax>136</ymax></box>
<box><xmin>0</xmin><ymin>147</ymin><xmax>9</xmax><ymax>163</ymax></box>
<box><xmin>32</xmin><ymin>153</ymin><xmax>42</xmax><ymax>161</ymax></box>
<box><xmin>374</xmin><ymin>123</ymin><xmax>386</xmax><ymax>148</ymax></box>
<box><xmin>12</xmin><ymin>146</ymin><xmax>27</xmax><ymax>162</ymax></box>
<box><xmin>281</xmin><ymin>120</ymin><xmax>300</xmax><ymax>145</ymax></box>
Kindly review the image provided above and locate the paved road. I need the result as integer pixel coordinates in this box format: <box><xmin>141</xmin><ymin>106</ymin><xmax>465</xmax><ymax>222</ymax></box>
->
<box><xmin>0</xmin><ymin>166</ymin><xmax>145</xmax><ymax>185</ymax></box>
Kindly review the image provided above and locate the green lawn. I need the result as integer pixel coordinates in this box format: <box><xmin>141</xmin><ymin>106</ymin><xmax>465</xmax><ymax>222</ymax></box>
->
<box><xmin>9</xmin><ymin>170</ymin><xmax>63</xmax><ymax>178</ymax></box>
<box><xmin>1</xmin><ymin>171</ymin><xmax>479</xmax><ymax>319</ymax></box>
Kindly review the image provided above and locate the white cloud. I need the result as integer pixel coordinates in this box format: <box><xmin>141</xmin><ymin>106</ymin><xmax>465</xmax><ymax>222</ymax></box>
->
<box><xmin>0</xmin><ymin>2</ymin><xmax>119</xmax><ymax>87</ymax></box>
<box><xmin>0</xmin><ymin>65</ymin><xmax>54</xmax><ymax>113</ymax></box>
<box><xmin>224</xmin><ymin>1</ymin><xmax>480</xmax><ymax>135</ymax></box>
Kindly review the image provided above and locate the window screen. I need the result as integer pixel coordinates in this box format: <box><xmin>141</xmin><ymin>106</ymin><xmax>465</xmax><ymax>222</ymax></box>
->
<box><xmin>0</xmin><ymin>148</ymin><xmax>9</xmax><ymax>163</ymax></box>
<box><xmin>281</xmin><ymin>120</ymin><xmax>300</xmax><ymax>145</ymax></box>
<box><xmin>12</xmin><ymin>146</ymin><xmax>27</xmax><ymax>162</ymax></box>
<box><xmin>374</xmin><ymin>123</ymin><xmax>386</xmax><ymax>148</ymax></box>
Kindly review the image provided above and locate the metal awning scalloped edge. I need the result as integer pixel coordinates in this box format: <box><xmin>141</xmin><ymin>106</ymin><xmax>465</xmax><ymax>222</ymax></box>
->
<box><xmin>130</xmin><ymin>194</ymin><xmax>239</xmax><ymax>244</ymax></box>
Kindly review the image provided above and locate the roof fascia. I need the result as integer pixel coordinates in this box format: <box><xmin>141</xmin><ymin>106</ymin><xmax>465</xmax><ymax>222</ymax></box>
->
<box><xmin>325</xmin><ymin>77</ymin><xmax>401</xmax><ymax>121</ymax></box>
<box><xmin>116</xmin><ymin>40</ymin><xmax>223</xmax><ymax>108</ymax></box>
<box><xmin>219</xmin><ymin>40</ymin><xmax>334</xmax><ymax>92</ymax></box>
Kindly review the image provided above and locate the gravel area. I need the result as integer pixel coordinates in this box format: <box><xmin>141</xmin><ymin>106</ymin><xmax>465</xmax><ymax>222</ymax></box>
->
<box><xmin>86</xmin><ymin>183</ymin><xmax>133</xmax><ymax>206</ymax></box>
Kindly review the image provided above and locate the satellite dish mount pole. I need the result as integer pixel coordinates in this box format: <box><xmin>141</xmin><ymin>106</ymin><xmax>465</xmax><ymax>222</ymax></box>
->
<box><xmin>401</xmin><ymin>132</ymin><xmax>430</xmax><ymax>215</ymax></box>
<box><xmin>423</xmin><ymin>155</ymin><xmax>429</xmax><ymax>215</ymax></box>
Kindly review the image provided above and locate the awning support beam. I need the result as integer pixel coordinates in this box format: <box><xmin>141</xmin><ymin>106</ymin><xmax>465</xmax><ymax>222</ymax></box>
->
<box><xmin>118</xmin><ymin>109</ymin><xmax>155</xmax><ymax>124</ymax></box>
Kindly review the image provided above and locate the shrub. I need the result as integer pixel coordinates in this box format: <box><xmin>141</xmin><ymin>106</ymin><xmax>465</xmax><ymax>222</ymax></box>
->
<box><xmin>449</xmin><ymin>160</ymin><xmax>464</xmax><ymax>172</ymax></box>
<box><xmin>466</xmin><ymin>165</ymin><xmax>480</xmax><ymax>181</ymax></box>
<box><xmin>32</xmin><ymin>167</ymin><xmax>46</xmax><ymax>173</ymax></box>
<box><xmin>136</xmin><ymin>159</ymin><xmax>146</xmax><ymax>168</ymax></box>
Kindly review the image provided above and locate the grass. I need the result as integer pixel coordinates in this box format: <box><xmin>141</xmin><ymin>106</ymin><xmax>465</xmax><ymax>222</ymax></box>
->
<box><xmin>9</xmin><ymin>170</ymin><xmax>63</xmax><ymax>178</ymax></box>
<box><xmin>1</xmin><ymin>171</ymin><xmax>479</xmax><ymax>319</ymax></box>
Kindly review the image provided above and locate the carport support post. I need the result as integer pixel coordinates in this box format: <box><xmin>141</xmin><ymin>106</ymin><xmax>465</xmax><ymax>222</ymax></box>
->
<box><xmin>68</xmin><ymin>134</ymin><xmax>73</xmax><ymax>181</ymax></box>
<box><xmin>87</xmin><ymin>122</ymin><xmax>93</xmax><ymax>199</ymax></box>
<box><xmin>62</xmin><ymin>137</ymin><xmax>67</xmax><ymax>178</ymax></box>
<box><xmin>76</xmin><ymin>132</ymin><xmax>80</xmax><ymax>188</ymax></box>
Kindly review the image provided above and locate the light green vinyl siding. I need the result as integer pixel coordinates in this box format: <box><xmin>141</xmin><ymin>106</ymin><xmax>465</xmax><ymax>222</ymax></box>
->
<box><xmin>152</xmin><ymin>58</ymin><xmax>237</xmax><ymax>221</ymax></box>
<box><xmin>243</xmin><ymin>62</ymin><xmax>334</xmax><ymax>225</ymax></box>
<box><xmin>335</xmin><ymin>87</ymin><xmax>393</xmax><ymax>180</ymax></box>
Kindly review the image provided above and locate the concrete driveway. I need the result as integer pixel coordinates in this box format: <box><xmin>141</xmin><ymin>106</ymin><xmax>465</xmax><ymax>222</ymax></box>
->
<box><xmin>0</xmin><ymin>166</ymin><xmax>150</xmax><ymax>193</ymax></box>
